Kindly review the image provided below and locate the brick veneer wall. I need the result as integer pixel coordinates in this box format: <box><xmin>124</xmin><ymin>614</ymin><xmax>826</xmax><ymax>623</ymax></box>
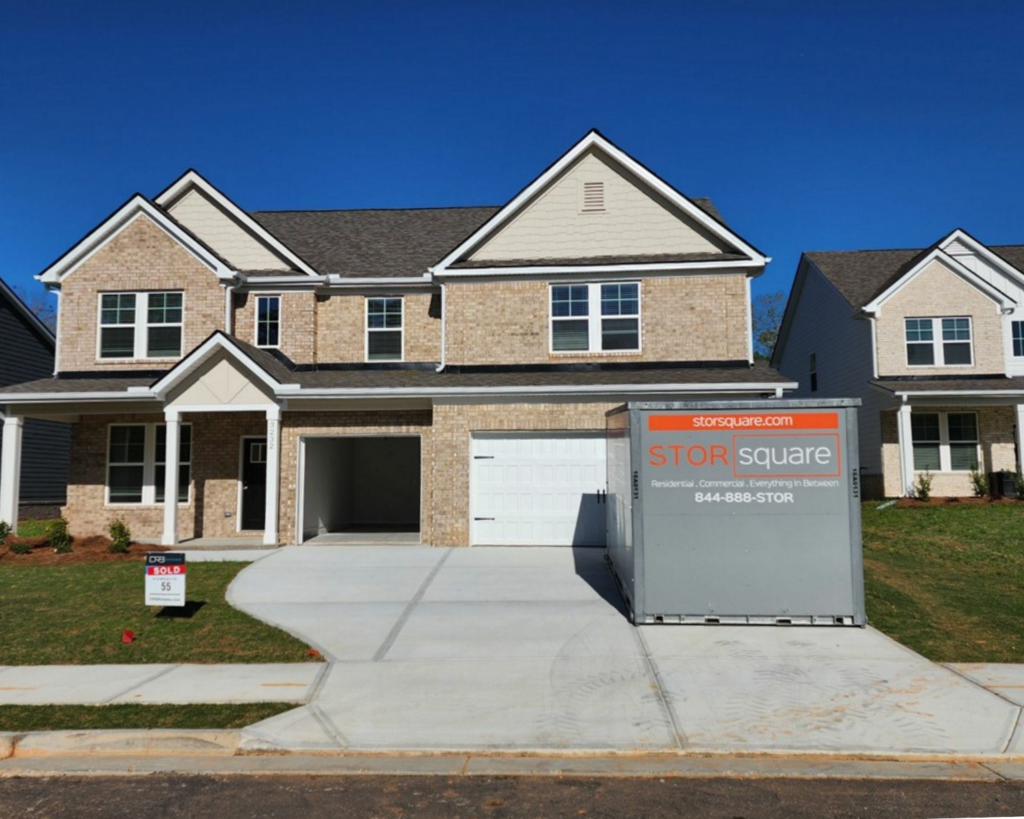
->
<box><xmin>278</xmin><ymin>410</ymin><xmax>434</xmax><ymax>544</ymax></box>
<box><xmin>876</xmin><ymin>260</ymin><xmax>1004</xmax><ymax>377</ymax></box>
<box><xmin>58</xmin><ymin>215</ymin><xmax>226</xmax><ymax>373</ymax></box>
<box><xmin>880</xmin><ymin>405</ymin><xmax>1016</xmax><ymax>497</ymax></box>
<box><xmin>63</xmin><ymin>411</ymin><xmax>266</xmax><ymax>541</ymax></box>
<box><xmin>315</xmin><ymin>292</ymin><xmax>441</xmax><ymax>363</ymax></box>
<box><xmin>233</xmin><ymin>291</ymin><xmax>317</xmax><ymax>364</ymax></box>
<box><xmin>442</xmin><ymin>275</ymin><xmax>748</xmax><ymax>366</ymax></box>
<box><xmin>430</xmin><ymin>401</ymin><xmax>618</xmax><ymax>546</ymax></box>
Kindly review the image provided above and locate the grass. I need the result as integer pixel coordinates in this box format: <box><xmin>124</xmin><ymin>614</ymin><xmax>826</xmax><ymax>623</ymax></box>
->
<box><xmin>0</xmin><ymin>702</ymin><xmax>296</xmax><ymax>732</ymax></box>
<box><xmin>15</xmin><ymin>519</ymin><xmax>52</xmax><ymax>539</ymax></box>
<box><xmin>0</xmin><ymin>562</ymin><xmax>318</xmax><ymax>665</ymax></box>
<box><xmin>862</xmin><ymin>500</ymin><xmax>1024</xmax><ymax>663</ymax></box>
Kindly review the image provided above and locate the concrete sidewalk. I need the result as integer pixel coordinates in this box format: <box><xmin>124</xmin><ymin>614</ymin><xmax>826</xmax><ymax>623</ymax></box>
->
<box><xmin>4</xmin><ymin>545</ymin><xmax>1024</xmax><ymax>769</ymax></box>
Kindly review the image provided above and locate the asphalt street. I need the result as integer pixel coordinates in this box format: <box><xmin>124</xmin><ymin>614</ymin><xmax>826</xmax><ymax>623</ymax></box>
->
<box><xmin>3</xmin><ymin>775</ymin><xmax>1024</xmax><ymax>819</ymax></box>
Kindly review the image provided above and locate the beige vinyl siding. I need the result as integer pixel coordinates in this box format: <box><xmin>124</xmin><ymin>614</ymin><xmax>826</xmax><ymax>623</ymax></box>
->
<box><xmin>467</xmin><ymin>151</ymin><xmax>729</xmax><ymax>262</ymax></box>
<box><xmin>168</xmin><ymin>188</ymin><xmax>292</xmax><ymax>271</ymax></box>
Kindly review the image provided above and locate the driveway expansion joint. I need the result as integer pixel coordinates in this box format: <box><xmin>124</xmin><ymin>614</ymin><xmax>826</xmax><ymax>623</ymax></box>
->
<box><xmin>371</xmin><ymin>548</ymin><xmax>453</xmax><ymax>662</ymax></box>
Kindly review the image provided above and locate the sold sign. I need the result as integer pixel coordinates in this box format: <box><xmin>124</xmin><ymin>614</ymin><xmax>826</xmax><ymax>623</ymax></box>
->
<box><xmin>145</xmin><ymin>552</ymin><xmax>186</xmax><ymax>607</ymax></box>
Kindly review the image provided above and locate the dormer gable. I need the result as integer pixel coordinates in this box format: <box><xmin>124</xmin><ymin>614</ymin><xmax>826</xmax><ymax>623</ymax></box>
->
<box><xmin>155</xmin><ymin>170</ymin><xmax>318</xmax><ymax>276</ymax></box>
<box><xmin>432</xmin><ymin>130</ymin><xmax>767</xmax><ymax>276</ymax></box>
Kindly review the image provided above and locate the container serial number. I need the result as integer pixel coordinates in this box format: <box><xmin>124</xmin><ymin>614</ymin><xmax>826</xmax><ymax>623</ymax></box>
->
<box><xmin>695</xmin><ymin>492</ymin><xmax>795</xmax><ymax>504</ymax></box>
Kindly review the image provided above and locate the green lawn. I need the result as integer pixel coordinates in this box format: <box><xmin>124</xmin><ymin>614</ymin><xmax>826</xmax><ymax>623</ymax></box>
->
<box><xmin>0</xmin><ymin>562</ymin><xmax>318</xmax><ymax>665</ymax></box>
<box><xmin>0</xmin><ymin>703</ymin><xmax>295</xmax><ymax>732</ymax></box>
<box><xmin>862</xmin><ymin>501</ymin><xmax>1024</xmax><ymax>662</ymax></box>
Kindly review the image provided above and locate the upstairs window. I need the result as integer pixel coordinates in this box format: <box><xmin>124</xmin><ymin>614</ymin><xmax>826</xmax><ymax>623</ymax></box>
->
<box><xmin>256</xmin><ymin>295</ymin><xmax>281</xmax><ymax>348</ymax></box>
<box><xmin>1013</xmin><ymin>321</ymin><xmax>1024</xmax><ymax>357</ymax></box>
<box><xmin>366</xmin><ymin>297</ymin><xmax>403</xmax><ymax>361</ymax></box>
<box><xmin>905</xmin><ymin>317</ymin><xmax>972</xmax><ymax>367</ymax></box>
<box><xmin>551</xmin><ymin>282</ymin><xmax>640</xmax><ymax>353</ymax></box>
<box><xmin>99</xmin><ymin>291</ymin><xmax>183</xmax><ymax>359</ymax></box>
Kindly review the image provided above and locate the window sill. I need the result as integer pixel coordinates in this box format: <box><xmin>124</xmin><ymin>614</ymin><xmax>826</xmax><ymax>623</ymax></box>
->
<box><xmin>96</xmin><ymin>357</ymin><xmax>181</xmax><ymax>364</ymax></box>
<box><xmin>104</xmin><ymin>502</ymin><xmax>192</xmax><ymax>508</ymax></box>
<box><xmin>550</xmin><ymin>350</ymin><xmax>642</xmax><ymax>357</ymax></box>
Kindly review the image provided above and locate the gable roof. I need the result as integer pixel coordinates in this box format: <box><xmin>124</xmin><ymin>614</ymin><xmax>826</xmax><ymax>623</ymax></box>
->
<box><xmin>807</xmin><ymin>241</ymin><xmax>1024</xmax><ymax>310</ymax></box>
<box><xmin>0</xmin><ymin>276</ymin><xmax>54</xmax><ymax>345</ymax></box>
<box><xmin>431</xmin><ymin>129</ymin><xmax>768</xmax><ymax>275</ymax></box>
<box><xmin>251</xmin><ymin>207</ymin><xmax>500</xmax><ymax>277</ymax></box>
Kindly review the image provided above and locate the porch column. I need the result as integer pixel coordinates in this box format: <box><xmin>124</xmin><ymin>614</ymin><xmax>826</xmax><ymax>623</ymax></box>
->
<box><xmin>0</xmin><ymin>415</ymin><xmax>23</xmax><ymax>531</ymax></box>
<box><xmin>161</xmin><ymin>409</ymin><xmax>181</xmax><ymax>546</ymax></box>
<box><xmin>263</xmin><ymin>405</ymin><xmax>281</xmax><ymax>546</ymax></box>
<box><xmin>896</xmin><ymin>403</ymin><xmax>915</xmax><ymax>497</ymax></box>
<box><xmin>1016</xmin><ymin>404</ymin><xmax>1024</xmax><ymax>474</ymax></box>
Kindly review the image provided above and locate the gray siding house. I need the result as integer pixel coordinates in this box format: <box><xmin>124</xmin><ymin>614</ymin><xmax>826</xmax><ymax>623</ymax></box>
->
<box><xmin>0</xmin><ymin>277</ymin><xmax>69</xmax><ymax>517</ymax></box>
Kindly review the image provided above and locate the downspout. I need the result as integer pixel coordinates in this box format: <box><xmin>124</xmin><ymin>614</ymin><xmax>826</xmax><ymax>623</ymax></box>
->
<box><xmin>435</xmin><ymin>281</ymin><xmax>447</xmax><ymax>372</ymax></box>
<box><xmin>52</xmin><ymin>289</ymin><xmax>61</xmax><ymax>376</ymax></box>
<box><xmin>224</xmin><ymin>283</ymin><xmax>234</xmax><ymax>336</ymax></box>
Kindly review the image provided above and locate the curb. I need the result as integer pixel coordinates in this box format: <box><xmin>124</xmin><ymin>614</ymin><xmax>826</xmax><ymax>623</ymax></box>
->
<box><xmin>3</xmin><ymin>730</ymin><xmax>239</xmax><ymax>759</ymax></box>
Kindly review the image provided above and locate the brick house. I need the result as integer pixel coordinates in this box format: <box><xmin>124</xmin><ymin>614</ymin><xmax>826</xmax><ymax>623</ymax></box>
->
<box><xmin>0</xmin><ymin>130</ymin><xmax>793</xmax><ymax>546</ymax></box>
<box><xmin>772</xmin><ymin>229</ymin><xmax>1024</xmax><ymax>498</ymax></box>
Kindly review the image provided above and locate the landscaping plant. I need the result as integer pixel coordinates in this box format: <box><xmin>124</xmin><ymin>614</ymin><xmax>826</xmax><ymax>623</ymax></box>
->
<box><xmin>969</xmin><ymin>467</ymin><xmax>989</xmax><ymax>498</ymax></box>
<box><xmin>108</xmin><ymin>519</ymin><xmax>131</xmax><ymax>554</ymax></box>
<box><xmin>47</xmin><ymin>517</ymin><xmax>72</xmax><ymax>553</ymax></box>
<box><xmin>0</xmin><ymin>520</ymin><xmax>9</xmax><ymax>545</ymax></box>
<box><xmin>914</xmin><ymin>470</ymin><xmax>933</xmax><ymax>501</ymax></box>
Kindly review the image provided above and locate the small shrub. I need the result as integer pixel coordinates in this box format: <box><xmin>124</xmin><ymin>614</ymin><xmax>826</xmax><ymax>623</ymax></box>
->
<box><xmin>1015</xmin><ymin>468</ymin><xmax>1024</xmax><ymax>500</ymax></box>
<box><xmin>47</xmin><ymin>517</ymin><xmax>72</xmax><ymax>553</ymax></box>
<box><xmin>969</xmin><ymin>467</ymin><xmax>988</xmax><ymax>498</ymax></box>
<box><xmin>9</xmin><ymin>537</ymin><xmax>32</xmax><ymax>554</ymax></box>
<box><xmin>915</xmin><ymin>470</ymin><xmax>933</xmax><ymax>502</ymax></box>
<box><xmin>0</xmin><ymin>520</ymin><xmax>9</xmax><ymax>545</ymax></box>
<box><xmin>108</xmin><ymin>519</ymin><xmax>131</xmax><ymax>554</ymax></box>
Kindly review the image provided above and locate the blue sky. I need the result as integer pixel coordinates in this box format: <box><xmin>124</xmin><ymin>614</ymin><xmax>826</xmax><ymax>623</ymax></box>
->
<box><xmin>2</xmin><ymin>1</ymin><xmax>1022</xmax><ymax>305</ymax></box>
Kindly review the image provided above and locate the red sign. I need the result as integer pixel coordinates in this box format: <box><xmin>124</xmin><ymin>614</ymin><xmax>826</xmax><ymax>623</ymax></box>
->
<box><xmin>146</xmin><ymin>565</ymin><xmax>186</xmax><ymax>576</ymax></box>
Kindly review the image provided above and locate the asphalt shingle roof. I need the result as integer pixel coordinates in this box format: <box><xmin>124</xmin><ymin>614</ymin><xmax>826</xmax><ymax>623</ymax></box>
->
<box><xmin>872</xmin><ymin>376</ymin><xmax>1024</xmax><ymax>394</ymax></box>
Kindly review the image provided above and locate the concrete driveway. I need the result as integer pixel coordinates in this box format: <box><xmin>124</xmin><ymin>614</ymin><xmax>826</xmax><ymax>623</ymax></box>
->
<box><xmin>228</xmin><ymin>546</ymin><xmax>1020</xmax><ymax>756</ymax></box>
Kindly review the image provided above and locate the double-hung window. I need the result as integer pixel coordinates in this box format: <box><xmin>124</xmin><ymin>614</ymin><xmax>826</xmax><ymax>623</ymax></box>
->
<box><xmin>99</xmin><ymin>291</ymin><xmax>183</xmax><ymax>359</ymax></box>
<box><xmin>107</xmin><ymin>423</ymin><xmax>191</xmax><ymax>505</ymax></box>
<box><xmin>366</xmin><ymin>297</ymin><xmax>403</xmax><ymax>361</ymax></box>
<box><xmin>256</xmin><ymin>295</ymin><xmax>281</xmax><ymax>348</ymax></box>
<box><xmin>551</xmin><ymin>282</ymin><xmax>640</xmax><ymax>353</ymax></box>
<box><xmin>910</xmin><ymin>412</ymin><xmax>979</xmax><ymax>472</ymax></box>
<box><xmin>905</xmin><ymin>317</ymin><xmax>972</xmax><ymax>366</ymax></box>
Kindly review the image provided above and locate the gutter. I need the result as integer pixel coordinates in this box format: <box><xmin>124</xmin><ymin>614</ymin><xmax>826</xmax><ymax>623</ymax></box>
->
<box><xmin>433</xmin><ymin>260</ymin><xmax>761</xmax><ymax>279</ymax></box>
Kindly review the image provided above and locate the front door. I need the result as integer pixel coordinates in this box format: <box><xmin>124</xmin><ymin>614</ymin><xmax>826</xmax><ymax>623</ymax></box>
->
<box><xmin>241</xmin><ymin>438</ymin><xmax>267</xmax><ymax>531</ymax></box>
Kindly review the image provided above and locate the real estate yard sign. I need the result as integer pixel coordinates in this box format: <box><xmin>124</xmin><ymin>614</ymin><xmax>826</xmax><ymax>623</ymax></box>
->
<box><xmin>145</xmin><ymin>552</ymin><xmax>186</xmax><ymax>607</ymax></box>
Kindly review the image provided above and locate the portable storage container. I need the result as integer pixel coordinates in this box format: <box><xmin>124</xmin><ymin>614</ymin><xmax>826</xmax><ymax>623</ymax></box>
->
<box><xmin>606</xmin><ymin>399</ymin><xmax>865</xmax><ymax>625</ymax></box>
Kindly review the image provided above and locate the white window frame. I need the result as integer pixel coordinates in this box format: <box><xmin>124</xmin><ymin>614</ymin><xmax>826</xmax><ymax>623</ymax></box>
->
<box><xmin>106</xmin><ymin>422</ymin><xmax>192</xmax><ymax>506</ymax></box>
<box><xmin>1012</xmin><ymin>320</ymin><xmax>1024</xmax><ymax>358</ymax></box>
<box><xmin>255</xmin><ymin>295</ymin><xmax>281</xmax><ymax>349</ymax></box>
<box><xmin>97</xmin><ymin>291</ymin><xmax>185</xmax><ymax>361</ymax></box>
<box><xmin>905</xmin><ymin>316</ymin><xmax>973</xmax><ymax>368</ymax></box>
<box><xmin>365</xmin><ymin>296</ymin><xmax>404</xmax><ymax>362</ymax></box>
<box><xmin>549</xmin><ymin>281</ymin><xmax>641</xmax><ymax>354</ymax></box>
<box><xmin>910</xmin><ymin>411</ymin><xmax>980</xmax><ymax>473</ymax></box>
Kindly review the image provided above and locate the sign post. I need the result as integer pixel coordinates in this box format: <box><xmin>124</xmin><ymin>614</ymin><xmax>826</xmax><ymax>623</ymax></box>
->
<box><xmin>145</xmin><ymin>552</ymin><xmax>186</xmax><ymax>607</ymax></box>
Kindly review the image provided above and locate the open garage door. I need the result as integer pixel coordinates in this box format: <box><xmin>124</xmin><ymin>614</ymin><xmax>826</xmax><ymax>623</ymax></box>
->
<box><xmin>471</xmin><ymin>432</ymin><xmax>606</xmax><ymax>546</ymax></box>
<box><xmin>300</xmin><ymin>436</ymin><xmax>420</xmax><ymax>543</ymax></box>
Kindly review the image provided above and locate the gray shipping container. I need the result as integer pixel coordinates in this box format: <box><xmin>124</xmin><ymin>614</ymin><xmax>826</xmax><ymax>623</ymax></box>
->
<box><xmin>606</xmin><ymin>399</ymin><xmax>865</xmax><ymax>626</ymax></box>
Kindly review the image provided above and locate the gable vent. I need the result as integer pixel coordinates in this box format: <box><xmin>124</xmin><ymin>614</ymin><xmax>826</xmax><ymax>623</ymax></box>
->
<box><xmin>580</xmin><ymin>181</ymin><xmax>605</xmax><ymax>213</ymax></box>
<box><xmin>945</xmin><ymin>239</ymin><xmax>971</xmax><ymax>255</ymax></box>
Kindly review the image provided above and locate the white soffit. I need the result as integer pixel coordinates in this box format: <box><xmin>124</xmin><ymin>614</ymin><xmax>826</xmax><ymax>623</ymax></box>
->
<box><xmin>38</xmin><ymin>196</ymin><xmax>233</xmax><ymax>285</ymax></box>
<box><xmin>430</xmin><ymin>130</ymin><xmax>768</xmax><ymax>275</ymax></box>
<box><xmin>155</xmin><ymin>170</ymin><xmax>319</xmax><ymax>277</ymax></box>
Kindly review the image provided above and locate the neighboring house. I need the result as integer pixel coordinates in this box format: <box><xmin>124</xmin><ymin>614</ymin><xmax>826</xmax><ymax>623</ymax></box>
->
<box><xmin>0</xmin><ymin>277</ymin><xmax>69</xmax><ymax>518</ymax></box>
<box><xmin>0</xmin><ymin>130</ymin><xmax>793</xmax><ymax>547</ymax></box>
<box><xmin>773</xmin><ymin>229</ymin><xmax>1024</xmax><ymax>499</ymax></box>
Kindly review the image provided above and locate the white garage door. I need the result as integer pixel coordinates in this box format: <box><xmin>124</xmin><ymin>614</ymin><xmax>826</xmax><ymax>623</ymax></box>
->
<box><xmin>470</xmin><ymin>432</ymin><xmax>607</xmax><ymax>546</ymax></box>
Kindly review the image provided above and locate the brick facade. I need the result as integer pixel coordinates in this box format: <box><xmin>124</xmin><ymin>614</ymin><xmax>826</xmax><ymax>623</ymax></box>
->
<box><xmin>233</xmin><ymin>291</ymin><xmax>317</xmax><ymax>364</ymax></box>
<box><xmin>58</xmin><ymin>215</ymin><xmax>226</xmax><ymax>373</ymax></box>
<box><xmin>315</xmin><ymin>291</ymin><xmax>441</xmax><ymax>364</ymax></box>
<box><xmin>880</xmin><ymin>405</ymin><xmax>1016</xmax><ymax>497</ymax></box>
<box><xmin>443</xmin><ymin>275</ymin><xmax>749</xmax><ymax>366</ymax></box>
<box><xmin>876</xmin><ymin>260</ymin><xmax>1004</xmax><ymax>377</ymax></box>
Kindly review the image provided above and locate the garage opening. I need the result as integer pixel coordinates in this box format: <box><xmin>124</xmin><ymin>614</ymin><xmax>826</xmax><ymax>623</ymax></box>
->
<box><xmin>300</xmin><ymin>436</ymin><xmax>420</xmax><ymax>543</ymax></box>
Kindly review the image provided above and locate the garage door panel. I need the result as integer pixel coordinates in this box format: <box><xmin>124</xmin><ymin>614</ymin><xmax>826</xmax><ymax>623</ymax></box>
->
<box><xmin>471</xmin><ymin>432</ymin><xmax>607</xmax><ymax>546</ymax></box>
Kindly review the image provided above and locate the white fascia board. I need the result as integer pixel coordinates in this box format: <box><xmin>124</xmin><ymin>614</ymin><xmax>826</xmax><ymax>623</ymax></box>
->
<box><xmin>941</xmin><ymin>229</ymin><xmax>1024</xmax><ymax>285</ymax></box>
<box><xmin>237</xmin><ymin>275</ymin><xmax>329</xmax><ymax>289</ymax></box>
<box><xmin>325</xmin><ymin>274</ymin><xmax>434</xmax><ymax>288</ymax></box>
<box><xmin>289</xmin><ymin>381</ymin><xmax>797</xmax><ymax>400</ymax></box>
<box><xmin>862</xmin><ymin>248</ymin><xmax>1016</xmax><ymax>315</ymax></box>
<box><xmin>39</xmin><ymin>198</ymin><xmax>234</xmax><ymax>285</ymax></box>
<box><xmin>434</xmin><ymin>259</ymin><xmax>761</xmax><ymax>279</ymax></box>
<box><xmin>150</xmin><ymin>333</ymin><xmax>282</xmax><ymax>397</ymax></box>
<box><xmin>155</xmin><ymin>170</ymin><xmax>319</xmax><ymax>277</ymax></box>
<box><xmin>432</xmin><ymin>131</ymin><xmax>765</xmax><ymax>273</ymax></box>
<box><xmin>892</xmin><ymin>389</ymin><xmax>1024</xmax><ymax>399</ymax></box>
<box><xmin>0</xmin><ymin>390</ymin><xmax>157</xmax><ymax>403</ymax></box>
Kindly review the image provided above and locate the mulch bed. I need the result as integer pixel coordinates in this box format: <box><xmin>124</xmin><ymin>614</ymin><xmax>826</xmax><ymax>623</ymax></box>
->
<box><xmin>0</xmin><ymin>536</ymin><xmax>167</xmax><ymax>565</ymax></box>
<box><xmin>895</xmin><ymin>496</ymin><xmax>1023</xmax><ymax>508</ymax></box>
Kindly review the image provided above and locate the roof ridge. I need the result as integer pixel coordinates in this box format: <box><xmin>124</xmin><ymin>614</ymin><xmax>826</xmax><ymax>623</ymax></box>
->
<box><xmin>251</xmin><ymin>205</ymin><xmax>502</xmax><ymax>215</ymax></box>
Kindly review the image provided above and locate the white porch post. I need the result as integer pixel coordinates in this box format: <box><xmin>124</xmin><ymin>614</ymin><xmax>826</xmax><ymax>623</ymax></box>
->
<box><xmin>161</xmin><ymin>409</ymin><xmax>181</xmax><ymax>546</ymax></box>
<box><xmin>1015</xmin><ymin>404</ymin><xmax>1024</xmax><ymax>474</ymax></box>
<box><xmin>263</xmin><ymin>405</ymin><xmax>281</xmax><ymax>546</ymax></box>
<box><xmin>896</xmin><ymin>403</ymin><xmax>915</xmax><ymax>496</ymax></box>
<box><xmin>0</xmin><ymin>415</ymin><xmax>23</xmax><ymax>531</ymax></box>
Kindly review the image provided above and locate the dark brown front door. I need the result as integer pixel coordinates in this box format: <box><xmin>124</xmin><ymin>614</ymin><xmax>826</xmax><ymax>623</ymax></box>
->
<box><xmin>241</xmin><ymin>438</ymin><xmax>267</xmax><ymax>531</ymax></box>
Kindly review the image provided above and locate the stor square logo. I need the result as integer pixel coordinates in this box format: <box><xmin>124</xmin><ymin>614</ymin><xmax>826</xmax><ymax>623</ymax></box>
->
<box><xmin>731</xmin><ymin>433</ymin><xmax>842</xmax><ymax>479</ymax></box>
